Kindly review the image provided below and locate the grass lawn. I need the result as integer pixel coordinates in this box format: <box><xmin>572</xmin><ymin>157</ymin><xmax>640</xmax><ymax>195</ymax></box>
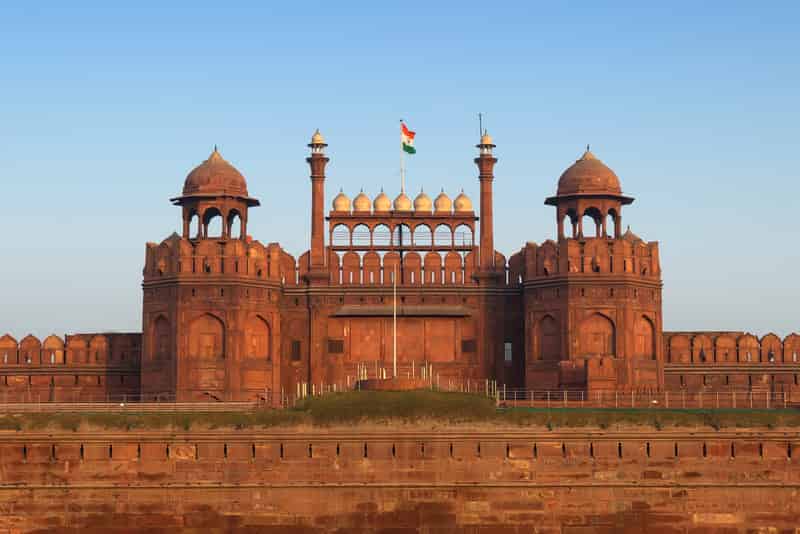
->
<box><xmin>1</xmin><ymin>390</ymin><xmax>799</xmax><ymax>431</ymax></box>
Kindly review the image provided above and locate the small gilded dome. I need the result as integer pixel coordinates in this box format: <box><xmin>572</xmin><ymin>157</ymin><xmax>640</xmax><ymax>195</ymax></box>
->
<box><xmin>373</xmin><ymin>189</ymin><xmax>391</xmax><ymax>212</ymax></box>
<box><xmin>183</xmin><ymin>147</ymin><xmax>249</xmax><ymax>197</ymax></box>
<box><xmin>434</xmin><ymin>189</ymin><xmax>452</xmax><ymax>213</ymax></box>
<box><xmin>394</xmin><ymin>191</ymin><xmax>412</xmax><ymax>211</ymax></box>
<box><xmin>332</xmin><ymin>189</ymin><xmax>351</xmax><ymax>212</ymax></box>
<box><xmin>557</xmin><ymin>148</ymin><xmax>621</xmax><ymax>196</ymax></box>
<box><xmin>454</xmin><ymin>190</ymin><xmax>473</xmax><ymax>212</ymax></box>
<box><xmin>310</xmin><ymin>129</ymin><xmax>325</xmax><ymax>145</ymax></box>
<box><xmin>413</xmin><ymin>189</ymin><xmax>432</xmax><ymax>213</ymax></box>
<box><xmin>480</xmin><ymin>131</ymin><xmax>494</xmax><ymax>145</ymax></box>
<box><xmin>353</xmin><ymin>190</ymin><xmax>371</xmax><ymax>212</ymax></box>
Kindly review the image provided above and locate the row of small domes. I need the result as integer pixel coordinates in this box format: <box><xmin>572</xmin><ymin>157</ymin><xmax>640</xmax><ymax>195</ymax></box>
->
<box><xmin>333</xmin><ymin>189</ymin><xmax>473</xmax><ymax>213</ymax></box>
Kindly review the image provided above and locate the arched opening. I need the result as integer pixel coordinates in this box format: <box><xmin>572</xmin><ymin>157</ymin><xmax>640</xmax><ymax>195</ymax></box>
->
<box><xmin>352</xmin><ymin>224</ymin><xmax>370</xmax><ymax>247</ymax></box>
<box><xmin>634</xmin><ymin>316</ymin><xmax>655</xmax><ymax>360</ymax></box>
<box><xmin>454</xmin><ymin>224</ymin><xmax>473</xmax><ymax>247</ymax></box>
<box><xmin>581</xmin><ymin>207</ymin><xmax>603</xmax><ymax>239</ymax></box>
<box><xmin>392</xmin><ymin>224</ymin><xmax>412</xmax><ymax>247</ymax></box>
<box><xmin>203</xmin><ymin>207</ymin><xmax>223</xmax><ymax>239</ymax></box>
<box><xmin>578</xmin><ymin>313</ymin><xmax>616</xmax><ymax>357</ymax></box>
<box><xmin>189</xmin><ymin>212</ymin><xmax>200</xmax><ymax>239</ymax></box>
<box><xmin>561</xmin><ymin>214</ymin><xmax>576</xmax><ymax>240</ymax></box>
<box><xmin>152</xmin><ymin>316</ymin><xmax>170</xmax><ymax>361</ymax></box>
<box><xmin>538</xmin><ymin>315</ymin><xmax>561</xmax><ymax>361</ymax></box>
<box><xmin>227</xmin><ymin>210</ymin><xmax>243</xmax><ymax>239</ymax></box>
<box><xmin>433</xmin><ymin>224</ymin><xmax>452</xmax><ymax>247</ymax></box>
<box><xmin>372</xmin><ymin>224</ymin><xmax>391</xmax><ymax>248</ymax></box>
<box><xmin>413</xmin><ymin>224</ymin><xmax>432</xmax><ymax>247</ymax></box>
<box><xmin>189</xmin><ymin>314</ymin><xmax>225</xmax><ymax>359</ymax></box>
<box><xmin>245</xmin><ymin>316</ymin><xmax>271</xmax><ymax>361</ymax></box>
<box><xmin>606</xmin><ymin>208</ymin><xmax>618</xmax><ymax>238</ymax></box>
<box><xmin>331</xmin><ymin>224</ymin><xmax>350</xmax><ymax>247</ymax></box>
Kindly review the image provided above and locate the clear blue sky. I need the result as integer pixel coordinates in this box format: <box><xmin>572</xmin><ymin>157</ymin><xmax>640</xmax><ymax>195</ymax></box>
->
<box><xmin>1</xmin><ymin>1</ymin><xmax>798</xmax><ymax>339</ymax></box>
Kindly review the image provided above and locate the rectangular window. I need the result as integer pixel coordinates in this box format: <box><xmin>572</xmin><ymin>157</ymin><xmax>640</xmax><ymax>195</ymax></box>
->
<box><xmin>504</xmin><ymin>342</ymin><xmax>513</xmax><ymax>365</ymax></box>
<box><xmin>461</xmin><ymin>339</ymin><xmax>476</xmax><ymax>353</ymax></box>
<box><xmin>291</xmin><ymin>340</ymin><xmax>302</xmax><ymax>361</ymax></box>
<box><xmin>327</xmin><ymin>339</ymin><xmax>344</xmax><ymax>354</ymax></box>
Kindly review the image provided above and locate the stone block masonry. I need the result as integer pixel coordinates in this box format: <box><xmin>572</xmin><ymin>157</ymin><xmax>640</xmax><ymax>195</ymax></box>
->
<box><xmin>2</xmin><ymin>427</ymin><xmax>800</xmax><ymax>531</ymax></box>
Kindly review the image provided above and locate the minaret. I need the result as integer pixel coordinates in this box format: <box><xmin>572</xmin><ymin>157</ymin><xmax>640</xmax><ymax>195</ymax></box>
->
<box><xmin>306</xmin><ymin>130</ymin><xmax>329</xmax><ymax>271</ymax></box>
<box><xmin>475</xmin><ymin>131</ymin><xmax>497</xmax><ymax>271</ymax></box>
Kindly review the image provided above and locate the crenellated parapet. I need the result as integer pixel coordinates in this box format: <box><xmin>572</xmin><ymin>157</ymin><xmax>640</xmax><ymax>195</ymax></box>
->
<box><xmin>0</xmin><ymin>332</ymin><xmax>140</xmax><ymax>367</ymax></box>
<box><xmin>508</xmin><ymin>233</ymin><xmax>660</xmax><ymax>284</ymax></box>
<box><xmin>143</xmin><ymin>233</ymin><xmax>296</xmax><ymax>286</ymax></box>
<box><xmin>664</xmin><ymin>331</ymin><xmax>800</xmax><ymax>365</ymax></box>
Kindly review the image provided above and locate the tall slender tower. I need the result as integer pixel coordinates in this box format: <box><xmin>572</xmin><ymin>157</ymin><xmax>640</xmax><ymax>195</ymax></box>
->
<box><xmin>475</xmin><ymin>131</ymin><xmax>497</xmax><ymax>272</ymax></box>
<box><xmin>306</xmin><ymin>130</ymin><xmax>329</xmax><ymax>277</ymax></box>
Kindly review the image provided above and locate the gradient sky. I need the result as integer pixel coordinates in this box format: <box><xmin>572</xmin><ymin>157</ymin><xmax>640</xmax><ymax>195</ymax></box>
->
<box><xmin>1</xmin><ymin>1</ymin><xmax>798</xmax><ymax>339</ymax></box>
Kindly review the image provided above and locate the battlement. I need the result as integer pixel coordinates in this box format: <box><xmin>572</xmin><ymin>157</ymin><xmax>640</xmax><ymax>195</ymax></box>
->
<box><xmin>0</xmin><ymin>332</ymin><xmax>140</xmax><ymax>367</ymax></box>
<box><xmin>508</xmin><ymin>236</ymin><xmax>660</xmax><ymax>284</ymax></box>
<box><xmin>143</xmin><ymin>233</ymin><xmax>297</xmax><ymax>285</ymax></box>
<box><xmin>665</xmin><ymin>331</ymin><xmax>800</xmax><ymax>364</ymax></box>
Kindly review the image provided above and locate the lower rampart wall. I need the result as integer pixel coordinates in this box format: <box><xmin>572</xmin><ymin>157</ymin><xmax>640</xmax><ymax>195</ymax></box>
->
<box><xmin>2</xmin><ymin>428</ymin><xmax>800</xmax><ymax>531</ymax></box>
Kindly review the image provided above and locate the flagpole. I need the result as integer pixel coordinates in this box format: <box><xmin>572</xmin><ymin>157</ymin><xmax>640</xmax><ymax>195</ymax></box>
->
<box><xmin>399</xmin><ymin>119</ymin><xmax>405</xmax><ymax>193</ymax></box>
<box><xmin>393</xmin><ymin>262</ymin><xmax>397</xmax><ymax>378</ymax></box>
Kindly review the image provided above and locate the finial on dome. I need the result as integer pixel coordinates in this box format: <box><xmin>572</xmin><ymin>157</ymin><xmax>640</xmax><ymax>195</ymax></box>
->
<box><xmin>580</xmin><ymin>145</ymin><xmax>597</xmax><ymax>161</ymax></box>
<box><xmin>208</xmin><ymin>145</ymin><xmax>223</xmax><ymax>161</ymax></box>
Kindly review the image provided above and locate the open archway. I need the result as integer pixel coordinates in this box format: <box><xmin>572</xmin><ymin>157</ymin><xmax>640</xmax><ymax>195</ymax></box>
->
<box><xmin>203</xmin><ymin>207</ymin><xmax>223</xmax><ymax>238</ymax></box>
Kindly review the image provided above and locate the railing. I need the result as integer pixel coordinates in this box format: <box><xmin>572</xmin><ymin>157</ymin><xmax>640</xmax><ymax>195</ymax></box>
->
<box><xmin>495</xmin><ymin>389</ymin><xmax>798</xmax><ymax>409</ymax></box>
<box><xmin>0</xmin><ymin>401</ymin><xmax>260</xmax><ymax>413</ymax></box>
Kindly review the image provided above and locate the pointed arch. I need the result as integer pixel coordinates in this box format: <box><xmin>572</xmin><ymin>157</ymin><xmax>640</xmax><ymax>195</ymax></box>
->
<box><xmin>227</xmin><ymin>209</ymin><xmax>243</xmax><ymax>239</ymax></box>
<box><xmin>202</xmin><ymin>206</ymin><xmax>224</xmax><ymax>238</ymax></box>
<box><xmin>189</xmin><ymin>313</ymin><xmax>225</xmax><ymax>359</ymax></box>
<box><xmin>245</xmin><ymin>315</ymin><xmax>271</xmax><ymax>361</ymax></box>
<box><xmin>0</xmin><ymin>334</ymin><xmax>18</xmax><ymax>365</ymax></box>
<box><xmin>331</xmin><ymin>224</ymin><xmax>350</xmax><ymax>247</ymax></box>
<box><xmin>715</xmin><ymin>334</ymin><xmax>736</xmax><ymax>363</ymax></box>
<box><xmin>89</xmin><ymin>335</ymin><xmax>109</xmax><ymax>365</ymax></box>
<box><xmin>433</xmin><ymin>224</ymin><xmax>452</xmax><ymax>247</ymax></box>
<box><xmin>668</xmin><ymin>334</ymin><xmax>690</xmax><ymax>363</ymax></box>
<box><xmin>577</xmin><ymin>313</ymin><xmax>615</xmax><ymax>357</ymax></box>
<box><xmin>342</xmin><ymin>251</ymin><xmax>361</xmax><ymax>285</ymax></box>
<box><xmin>42</xmin><ymin>335</ymin><xmax>65</xmax><ymax>365</ymax></box>
<box><xmin>784</xmin><ymin>333</ymin><xmax>800</xmax><ymax>363</ymax></box>
<box><xmin>372</xmin><ymin>224</ymin><xmax>391</xmax><ymax>248</ymax></box>
<box><xmin>692</xmin><ymin>334</ymin><xmax>713</xmax><ymax>364</ymax></box>
<box><xmin>362</xmin><ymin>251</ymin><xmax>381</xmax><ymax>285</ymax></box>
<box><xmin>454</xmin><ymin>224</ymin><xmax>473</xmax><ymax>247</ymax></box>
<box><xmin>537</xmin><ymin>315</ymin><xmax>561</xmax><ymax>361</ymax></box>
<box><xmin>760</xmin><ymin>333</ymin><xmax>782</xmax><ymax>363</ymax></box>
<box><xmin>152</xmin><ymin>315</ymin><xmax>171</xmax><ymax>361</ymax></box>
<box><xmin>19</xmin><ymin>334</ymin><xmax>41</xmax><ymax>364</ymax></box>
<box><xmin>737</xmin><ymin>334</ymin><xmax>760</xmax><ymax>363</ymax></box>
<box><xmin>633</xmin><ymin>316</ymin><xmax>655</xmax><ymax>360</ymax></box>
<box><xmin>423</xmin><ymin>251</ymin><xmax>443</xmax><ymax>284</ymax></box>
<box><xmin>443</xmin><ymin>251</ymin><xmax>463</xmax><ymax>284</ymax></box>
<box><xmin>412</xmin><ymin>224</ymin><xmax>432</xmax><ymax>247</ymax></box>
<box><xmin>403</xmin><ymin>251</ymin><xmax>422</xmax><ymax>285</ymax></box>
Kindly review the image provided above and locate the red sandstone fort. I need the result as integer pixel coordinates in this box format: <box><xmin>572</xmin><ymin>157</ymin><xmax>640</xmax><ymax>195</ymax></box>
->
<box><xmin>1</xmin><ymin>131</ymin><xmax>797</xmax><ymax>404</ymax></box>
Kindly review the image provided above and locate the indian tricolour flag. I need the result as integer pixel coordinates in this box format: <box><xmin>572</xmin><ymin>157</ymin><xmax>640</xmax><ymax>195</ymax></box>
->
<box><xmin>401</xmin><ymin>122</ymin><xmax>416</xmax><ymax>154</ymax></box>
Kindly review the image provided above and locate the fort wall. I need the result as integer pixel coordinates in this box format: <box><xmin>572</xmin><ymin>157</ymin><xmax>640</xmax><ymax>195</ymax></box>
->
<box><xmin>2</xmin><ymin>427</ymin><xmax>800</xmax><ymax>531</ymax></box>
<box><xmin>0</xmin><ymin>333</ymin><xmax>140</xmax><ymax>402</ymax></box>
